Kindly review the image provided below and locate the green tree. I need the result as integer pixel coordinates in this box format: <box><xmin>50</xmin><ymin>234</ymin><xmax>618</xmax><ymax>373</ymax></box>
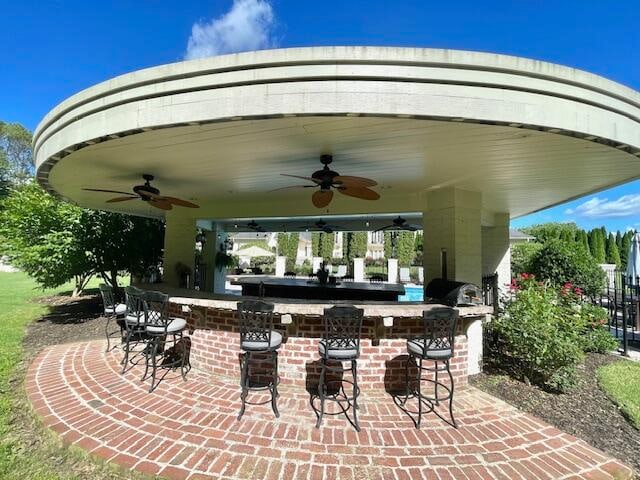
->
<box><xmin>384</xmin><ymin>231</ymin><xmax>393</xmax><ymax>259</ymax></box>
<box><xmin>528</xmin><ymin>240</ymin><xmax>606</xmax><ymax>297</ymax></box>
<box><xmin>287</xmin><ymin>233</ymin><xmax>299</xmax><ymax>270</ymax></box>
<box><xmin>0</xmin><ymin>183</ymin><xmax>90</xmax><ymax>294</ymax></box>
<box><xmin>606</xmin><ymin>232</ymin><xmax>621</xmax><ymax>266</ymax></box>
<box><xmin>0</xmin><ymin>183</ymin><xmax>164</xmax><ymax>294</ymax></box>
<box><xmin>414</xmin><ymin>231</ymin><xmax>423</xmax><ymax>264</ymax></box>
<box><xmin>0</xmin><ymin>122</ymin><xmax>33</xmax><ymax>197</ymax></box>
<box><xmin>576</xmin><ymin>230</ymin><xmax>590</xmax><ymax>254</ymax></box>
<box><xmin>277</xmin><ymin>233</ymin><xmax>299</xmax><ymax>270</ymax></box>
<box><xmin>396</xmin><ymin>232</ymin><xmax>415</xmax><ymax>267</ymax></box>
<box><xmin>589</xmin><ymin>228</ymin><xmax>606</xmax><ymax>264</ymax></box>
<box><xmin>523</xmin><ymin>222</ymin><xmax>579</xmax><ymax>244</ymax></box>
<box><xmin>319</xmin><ymin>232</ymin><xmax>334</xmax><ymax>261</ymax></box>
<box><xmin>511</xmin><ymin>242</ymin><xmax>543</xmax><ymax>276</ymax></box>
<box><xmin>311</xmin><ymin>232</ymin><xmax>320</xmax><ymax>256</ymax></box>
<box><xmin>345</xmin><ymin>232</ymin><xmax>367</xmax><ymax>266</ymax></box>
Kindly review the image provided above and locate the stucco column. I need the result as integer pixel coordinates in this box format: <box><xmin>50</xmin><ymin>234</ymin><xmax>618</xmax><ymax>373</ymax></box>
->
<box><xmin>423</xmin><ymin>188</ymin><xmax>482</xmax><ymax>286</ymax></box>
<box><xmin>211</xmin><ymin>223</ymin><xmax>228</xmax><ymax>294</ymax></box>
<box><xmin>387</xmin><ymin>258</ymin><xmax>398</xmax><ymax>283</ymax></box>
<box><xmin>163</xmin><ymin>214</ymin><xmax>197</xmax><ymax>288</ymax></box>
<box><xmin>201</xmin><ymin>230</ymin><xmax>217</xmax><ymax>292</ymax></box>
<box><xmin>312</xmin><ymin>257</ymin><xmax>323</xmax><ymax>274</ymax></box>
<box><xmin>353</xmin><ymin>258</ymin><xmax>365</xmax><ymax>282</ymax></box>
<box><xmin>275</xmin><ymin>256</ymin><xmax>286</xmax><ymax>277</ymax></box>
<box><xmin>482</xmin><ymin>213</ymin><xmax>511</xmax><ymax>292</ymax></box>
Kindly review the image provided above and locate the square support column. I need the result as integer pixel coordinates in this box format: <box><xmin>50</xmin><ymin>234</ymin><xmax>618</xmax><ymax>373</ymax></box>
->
<box><xmin>201</xmin><ymin>230</ymin><xmax>217</xmax><ymax>292</ymax></box>
<box><xmin>423</xmin><ymin>188</ymin><xmax>482</xmax><ymax>286</ymax></box>
<box><xmin>482</xmin><ymin>213</ymin><xmax>511</xmax><ymax>293</ymax></box>
<box><xmin>211</xmin><ymin>223</ymin><xmax>228</xmax><ymax>294</ymax></box>
<box><xmin>163</xmin><ymin>214</ymin><xmax>197</xmax><ymax>288</ymax></box>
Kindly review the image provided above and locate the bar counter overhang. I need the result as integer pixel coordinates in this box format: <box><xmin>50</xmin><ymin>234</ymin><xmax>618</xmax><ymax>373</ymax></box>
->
<box><xmin>142</xmin><ymin>284</ymin><xmax>493</xmax><ymax>391</ymax></box>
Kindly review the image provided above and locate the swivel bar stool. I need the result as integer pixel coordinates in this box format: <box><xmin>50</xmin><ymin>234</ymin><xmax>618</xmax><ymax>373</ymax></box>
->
<box><xmin>121</xmin><ymin>286</ymin><xmax>149</xmax><ymax>373</ymax></box>
<box><xmin>402</xmin><ymin>306</ymin><xmax>459</xmax><ymax>428</ymax></box>
<box><xmin>142</xmin><ymin>291</ymin><xmax>189</xmax><ymax>392</ymax></box>
<box><xmin>315</xmin><ymin>305</ymin><xmax>364</xmax><ymax>431</ymax></box>
<box><xmin>99</xmin><ymin>284</ymin><xmax>126</xmax><ymax>352</ymax></box>
<box><xmin>237</xmin><ymin>300</ymin><xmax>281</xmax><ymax>420</ymax></box>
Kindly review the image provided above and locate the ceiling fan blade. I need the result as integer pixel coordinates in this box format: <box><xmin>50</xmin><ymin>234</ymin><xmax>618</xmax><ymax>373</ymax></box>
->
<box><xmin>312</xmin><ymin>190</ymin><xmax>333</xmax><ymax>208</ymax></box>
<box><xmin>159</xmin><ymin>196</ymin><xmax>200</xmax><ymax>208</ymax></box>
<box><xmin>83</xmin><ymin>188</ymin><xmax>135</xmax><ymax>196</ymax></box>
<box><xmin>333</xmin><ymin>175</ymin><xmax>378</xmax><ymax>187</ymax></box>
<box><xmin>150</xmin><ymin>199</ymin><xmax>173</xmax><ymax>211</ymax></box>
<box><xmin>281</xmin><ymin>174</ymin><xmax>322</xmax><ymax>184</ymax></box>
<box><xmin>269</xmin><ymin>185</ymin><xmax>316</xmax><ymax>192</ymax></box>
<box><xmin>106</xmin><ymin>196</ymin><xmax>138</xmax><ymax>203</ymax></box>
<box><xmin>337</xmin><ymin>186</ymin><xmax>380</xmax><ymax>201</ymax></box>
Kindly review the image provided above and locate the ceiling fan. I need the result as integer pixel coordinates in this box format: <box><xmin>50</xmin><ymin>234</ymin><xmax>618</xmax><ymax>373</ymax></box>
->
<box><xmin>374</xmin><ymin>216</ymin><xmax>421</xmax><ymax>232</ymax></box>
<box><xmin>246</xmin><ymin>220</ymin><xmax>265</xmax><ymax>232</ymax></box>
<box><xmin>273</xmin><ymin>154</ymin><xmax>380</xmax><ymax>208</ymax></box>
<box><xmin>82</xmin><ymin>174</ymin><xmax>199</xmax><ymax>211</ymax></box>
<box><xmin>299</xmin><ymin>219</ymin><xmax>340</xmax><ymax>233</ymax></box>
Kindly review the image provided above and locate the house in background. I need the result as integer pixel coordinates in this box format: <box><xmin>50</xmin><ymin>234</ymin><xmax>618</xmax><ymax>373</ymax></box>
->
<box><xmin>509</xmin><ymin>229</ymin><xmax>535</xmax><ymax>245</ymax></box>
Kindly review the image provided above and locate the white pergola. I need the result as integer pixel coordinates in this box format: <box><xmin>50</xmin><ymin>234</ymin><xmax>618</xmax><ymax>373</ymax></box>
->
<box><xmin>33</xmin><ymin>47</ymin><xmax>640</xmax><ymax>291</ymax></box>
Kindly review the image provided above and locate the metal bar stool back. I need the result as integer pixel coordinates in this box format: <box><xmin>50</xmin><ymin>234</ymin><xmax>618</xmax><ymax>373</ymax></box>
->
<box><xmin>99</xmin><ymin>284</ymin><xmax>126</xmax><ymax>352</ymax></box>
<box><xmin>121</xmin><ymin>286</ymin><xmax>148</xmax><ymax>373</ymax></box>
<box><xmin>402</xmin><ymin>306</ymin><xmax>459</xmax><ymax>429</ymax></box>
<box><xmin>237</xmin><ymin>300</ymin><xmax>281</xmax><ymax>420</ymax></box>
<box><xmin>315</xmin><ymin>305</ymin><xmax>364</xmax><ymax>431</ymax></box>
<box><xmin>321</xmin><ymin>306</ymin><xmax>364</xmax><ymax>359</ymax></box>
<box><xmin>142</xmin><ymin>291</ymin><xmax>189</xmax><ymax>392</ymax></box>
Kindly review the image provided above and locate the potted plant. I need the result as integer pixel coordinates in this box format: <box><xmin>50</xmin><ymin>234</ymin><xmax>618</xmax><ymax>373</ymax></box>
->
<box><xmin>215</xmin><ymin>250</ymin><xmax>236</xmax><ymax>270</ymax></box>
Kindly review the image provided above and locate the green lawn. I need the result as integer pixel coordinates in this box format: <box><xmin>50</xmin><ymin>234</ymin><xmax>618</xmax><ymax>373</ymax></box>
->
<box><xmin>598</xmin><ymin>360</ymin><xmax>640</xmax><ymax>429</ymax></box>
<box><xmin>0</xmin><ymin>272</ymin><xmax>138</xmax><ymax>479</ymax></box>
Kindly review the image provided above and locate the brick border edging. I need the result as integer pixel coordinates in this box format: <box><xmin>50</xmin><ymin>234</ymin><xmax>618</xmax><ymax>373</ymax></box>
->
<box><xmin>25</xmin><ymin>341</ymin><xmax>635</xmax><ymax>480</ymax></box>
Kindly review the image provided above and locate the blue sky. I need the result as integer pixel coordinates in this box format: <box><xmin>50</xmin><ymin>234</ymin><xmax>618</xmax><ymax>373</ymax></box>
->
<box><xmin>2</xmin><ymin>0</ymin><xmax>639</xmax><ymax>232</ymax></box>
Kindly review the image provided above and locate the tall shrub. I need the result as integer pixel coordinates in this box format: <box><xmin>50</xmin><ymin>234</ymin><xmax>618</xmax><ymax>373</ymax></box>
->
<box><xmin>528</xmin><ymin>240</ymin><xmax>605</xmax><ymax>297</ymax></box>
<box><xmin>487</xmin><ymin>276</ymin><xmax>584</xmax><ymax>392</ymax></box>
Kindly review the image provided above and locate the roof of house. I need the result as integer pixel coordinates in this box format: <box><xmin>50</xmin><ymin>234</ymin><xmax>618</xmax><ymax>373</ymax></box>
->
<box><xmin>509</xmin><ymin>229</ymin><xmax>535</xmax><ymax>240</ymax></box>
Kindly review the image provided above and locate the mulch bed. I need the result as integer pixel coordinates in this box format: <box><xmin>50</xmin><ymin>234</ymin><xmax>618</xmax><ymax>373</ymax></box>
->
<box><xmin>24</xmin><ymin>293</ymin><xmax>107</xmax><ymax>356</ymax></box>
<box><xmin>470</xmin><ymin>353</ymin><xmax>640</xmax><ymax>476</ymax></box>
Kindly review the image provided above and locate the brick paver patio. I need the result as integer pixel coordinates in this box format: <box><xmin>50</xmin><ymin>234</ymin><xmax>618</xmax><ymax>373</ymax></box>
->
<box><xmin>26</xmin><ymin>340</ymin><xmax>633</xmax><ymax>479</ymax></box>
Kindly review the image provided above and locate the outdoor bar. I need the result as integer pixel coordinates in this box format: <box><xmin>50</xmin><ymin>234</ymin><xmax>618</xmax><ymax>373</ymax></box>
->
<box><xmin>142</xmin><ymin>283</ymin><xmax>490</xmax><ymax>391</ymax></box>
<box><xmin>32</xmin><ymin>45</ymin><xmax>640</xmax><ymax>397</ymax></box>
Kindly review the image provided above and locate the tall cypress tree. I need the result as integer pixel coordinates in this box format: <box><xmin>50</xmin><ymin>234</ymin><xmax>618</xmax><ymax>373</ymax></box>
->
<box><xmin>595</xmin><ymin>229</ymin><xmax>607</xmax><ymax>264</ymax></box>
<box><xmin>606</xmin><ymin>232</ymin><xmax>621</xmax><ymax>266</ymax></box>
<box><xmin>577</xmin><ymin>230</ymin><xmax>590</xmax><ymax>254</ymax></box>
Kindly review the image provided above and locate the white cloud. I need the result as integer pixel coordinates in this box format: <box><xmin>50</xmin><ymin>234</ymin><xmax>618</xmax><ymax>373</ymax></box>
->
<box><xmin>185</xmin><ymin>0</ymin><xmax>277</xmax><ymax>60</ymax></box>
<box><xmin>565</xmin><ymin>194</ymin><xmax>640</xmax><ymax>218</ymax></box>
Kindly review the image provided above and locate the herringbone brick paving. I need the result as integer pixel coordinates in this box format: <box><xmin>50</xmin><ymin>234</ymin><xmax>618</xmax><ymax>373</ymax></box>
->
<box><xmin>26</xmin><ymin>340</ymin><xmax>633</xmax><ymax>479</ymax></box>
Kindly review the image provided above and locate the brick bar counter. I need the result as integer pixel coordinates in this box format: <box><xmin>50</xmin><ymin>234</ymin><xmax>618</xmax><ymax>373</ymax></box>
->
<box><xmin>144</xmin><ymin>285</ymin><xmax>492</xmax><ymax>392</ymax></box>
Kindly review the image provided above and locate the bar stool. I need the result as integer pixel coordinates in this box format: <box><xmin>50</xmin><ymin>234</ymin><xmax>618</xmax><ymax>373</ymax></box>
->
<box><xmin>237</xmin><ymin>300</ymin><xmax>281</xmax><ymax>420</ymax></box>
<box><xmin>402</xmin><ymin>307</ymin><xmax>459</xmax><ymax>428</ymax></box>
<box><xmin>99</xmin><ymin>284</ymin><xmax>126</xmax><ymax>352</ymax></box>
<box><xmin>315</xmin><ymin>305</ymin><xmax>364</xmax><ymax>431</ymax></box>
<box><xmin>121</xmin><ymin>286</ymin><xmax>148</xmax><ymax>373</ymax></box>
<box><xmin>142</xmin><ymin>291</ymin><xmax>189</xmax><ymax>392</ymax></box>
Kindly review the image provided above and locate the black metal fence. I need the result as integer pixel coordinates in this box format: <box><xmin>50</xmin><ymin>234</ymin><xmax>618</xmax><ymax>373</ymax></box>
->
<box><xmin>595</xmin><ymin>271</ymin><xmax>640</xmax><ymax>355</ymax></box>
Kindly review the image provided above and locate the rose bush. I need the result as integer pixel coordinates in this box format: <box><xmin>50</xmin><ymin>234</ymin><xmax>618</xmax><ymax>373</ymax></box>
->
<box><xmin>486</xmin><ymin>274</ymin><xmax>617</xmax><ymax>392</ymax></box>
